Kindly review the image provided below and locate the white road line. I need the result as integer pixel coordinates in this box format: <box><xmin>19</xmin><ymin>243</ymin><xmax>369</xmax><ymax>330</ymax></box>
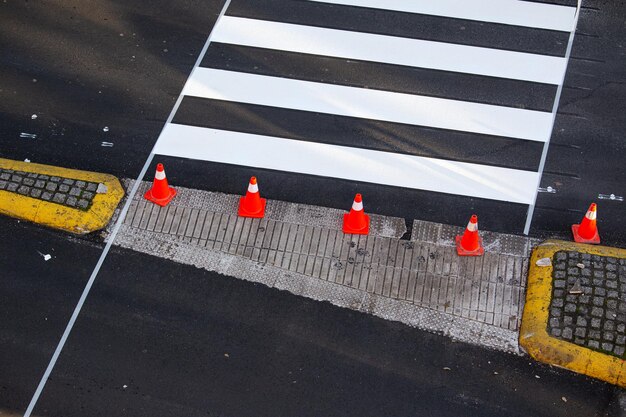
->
<box><xmin>212</xmin><ymin>16</ymin><xmax>568</xmax><ymax>84</ymax></box>
<box><xmin>523</xmin><ymin>0</ymin><xmax>582</xmax><ymax>235</ymax></box>
<box><xmin>183</xmin><ymin>68</ymin><xmax>553</xmax><ymax>142</ymax></box>
<box><xmin>154</xmin><ymin>124</ymin><xmax>540</xmax><ymax>204</ymax></box>
<box><xmin>306</xmin><ymin>0</ymin><xmax>576</xmax><ymax>32</ymax></box>
<box><xmin>22</xmin><ymin>1</ymin><xmax>234</xmax><ymax>416</ymax></box>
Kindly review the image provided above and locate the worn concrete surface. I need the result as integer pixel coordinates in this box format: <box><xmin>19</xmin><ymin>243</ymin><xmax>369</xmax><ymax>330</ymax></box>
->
<box><xmin>109</xmin><ymin>180</ymin><xmax>538</xmax><ymax>353</ymax></box>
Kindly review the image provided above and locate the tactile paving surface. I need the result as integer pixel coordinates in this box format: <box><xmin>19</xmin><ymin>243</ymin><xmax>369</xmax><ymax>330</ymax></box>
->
<box><xmin>109</xmin><ymin>180</ymin><xmax>533</xmax><ymax>354</ymax></box>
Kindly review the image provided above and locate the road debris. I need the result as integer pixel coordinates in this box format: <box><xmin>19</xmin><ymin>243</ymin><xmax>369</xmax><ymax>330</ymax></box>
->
<box><xmin>536</xmin><ymin>257</ymin><xmax>551</xmax><ymax>267</ymax></box>
<box><xmin>538</xmin><ymin>186</ymin><xmax>556</xmax><ymax>193</ymax></box>
<box><xmin>37</xmin><ymin>251</ymin><xmax>52</xmax><ymax>261</ymax></box>
<box><xmin>568</xmin><ymin>278</ymin><xmax>583</xmax><ymax>295</ymax></box>
<box><xmin>598</xmin><ymin>193</ymin><xmax>623</xmax><ymax>202</ymax></box>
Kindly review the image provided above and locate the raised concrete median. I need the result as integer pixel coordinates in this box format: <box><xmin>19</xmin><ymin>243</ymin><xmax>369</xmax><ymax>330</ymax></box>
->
<box><xmin>0</xmin><ymin>158</ymin><xmax>124</xmax><ymax>234</ymax></box>
<box><xmin>521</xmin><ymin>240</ymin><xmax>626</xmax><ymax>387</ymax></box>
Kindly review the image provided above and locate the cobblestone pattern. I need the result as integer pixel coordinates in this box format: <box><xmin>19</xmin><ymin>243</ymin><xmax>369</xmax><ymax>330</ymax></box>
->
<box><xmin>548</xmin><ymin>251</ymin><xmax>626</xmax><ymax>358</ymax></box>
<box><xmin>0</xmin><ymin>167</ymin><xmax>99</xmax><ymax>210</ymax></box>
<box><xmin>116</xmin><ymin>182</ymin><xmax>531</xmax><ymax>333</ymax></box>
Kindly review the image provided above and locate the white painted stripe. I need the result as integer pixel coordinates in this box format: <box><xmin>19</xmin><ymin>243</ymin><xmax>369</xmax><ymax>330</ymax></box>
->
<box><xmin>154</xmin><ymin>124</ymin><xmax>540</xmax><ymax>204</ymax></box>
<box><xmin>212</xmin><ymin>16</ymin><xmax>567</xmax><ymax>84</ymax></box>
<box><xmin>306</xmin><ymin>0</ymin><xmax>576</xmax><ymax>32</ymax></box>
<box><xmin>586</xmin><ymin>210</ymin><xmax>596</xmax><ymax>221</ymax></box>
<box><xmin>183</xmin><ymin>68</ymin><xmax>553</xmax><ymax>142</ymax></box>
<box><xmin>523</xmin><ymin>0</ymin><xmax>581</xmax><ymax>235</ymax></box>
<box><xmin>155</xmin><ymin>170</ymin><xmax>166</xmax><ymax>180</ymax></box>
<box><xmin>248</xmin><ymin>183</ymin><xmax>259</xmax><ymax>193</ymax></box>
<box><xmin>467</xmin><ymin>221</ymin><xmax>478</xmax><ymax>232</ymax></box>
<box><xmin>352</xmin><ymin>200</ymin><xmax>364</xmax><ymax>211</ymax></box>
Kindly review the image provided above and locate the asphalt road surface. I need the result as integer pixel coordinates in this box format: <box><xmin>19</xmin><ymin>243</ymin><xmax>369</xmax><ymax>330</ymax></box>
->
<box><xmin>0</xmin><ymin>215</ymin><xmax>621</xmax><ymax>417</ymax></box>
<box><xmin>2</xmin><ymin>0</ymin><xmax>625</xmax><ymax>243</ymax></box>
<box><xmin>2</xmin><ymin>0</ymin><xmax>626</xmax><ymax>416</ymax></box>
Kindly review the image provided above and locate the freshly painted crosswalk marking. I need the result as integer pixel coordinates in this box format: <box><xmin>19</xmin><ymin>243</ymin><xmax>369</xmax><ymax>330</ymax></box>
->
<box><xmin>212</xmin><ymin>16</ymin><xmax>568</xmax><ymax>84</ymax></box>
<box><xmin>306</xmin><ymin>0</ymin><xmax>576</xmax><ymax>32</ymax></box>
<box><xmin>183</xmin><ymin>68</ymin><xmax>553</xmax><ymax>142</ymax></box>
<box><xmin>152</xmin><ymin>0</ymin><xmax>579</xmax><ymax>225</ymax></box>
<box><xmin>155</xmin><ymin>124</ymin><xmax>540</xmax><ymax>204</ymax></box>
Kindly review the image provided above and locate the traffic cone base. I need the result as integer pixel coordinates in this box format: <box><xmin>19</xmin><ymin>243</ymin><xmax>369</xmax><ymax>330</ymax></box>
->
<box><xmin>144</xmin><ymin>163</ymin><xmax>176</xmax><ymax>207</ymax></box>
<box><xmin>456</xmin><ymin>214</ymin><xmax>484</xmax><ymax>256</ymax></box>
<box><xmin>144</xmin><ymin>187</ymin><xmax>177</xmax><ymax>207</ymax></box>
<box><xmin>571</xmin><ymin>224</ymin><xmax>600</xmax><ymax>244</ymax></box>
<box><xmin>455</xmin><ymin>234</ymin><xmax>484</xmax><ymax>256</ymax></box>
<box><xmin>238</xmin><ymin>196</ymin><xmax>266</xmax><ymax>218</ymax></box>
<box><xmin>343</xmin><ymin>193</ymin><xmax>370</xmax><ymax>235</ymax></box>
<box><xmin>238</xmin><ymin>176</ymin><xmax>266</xmax><ymax>218</ymax></box>
<box><xmin>343</xmin><ymin>212</ymin><xmax>370</xmax><ymax>235</ymax></box>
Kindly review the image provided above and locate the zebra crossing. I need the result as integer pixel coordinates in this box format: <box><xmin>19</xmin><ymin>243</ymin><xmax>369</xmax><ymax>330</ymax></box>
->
<box><xmin>153</xmin><ymin>0</ymin><xmax>579</xmax><ymax>230</ymax></box>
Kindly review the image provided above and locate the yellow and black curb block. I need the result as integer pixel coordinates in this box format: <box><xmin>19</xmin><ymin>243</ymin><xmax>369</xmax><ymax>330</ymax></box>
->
<box><xmin>520</xmin><ymin>239</ymin><xmax>626</xmax><ymax>387</ymax></box>
<box><xmin>0</xmin><ymin>158</ymin><xmax>124</xmax><ymax>234</ymax></box>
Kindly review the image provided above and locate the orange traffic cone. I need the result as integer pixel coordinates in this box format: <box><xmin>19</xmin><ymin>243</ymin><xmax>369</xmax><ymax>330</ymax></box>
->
<box><xmin>456</xmin><ymin>214</ymin><xmax>484</xmax><ymax>256</ymax></box>
<box><xmin>144</xmin><ymin>163</ymin><xmax>176</xmax><ymax>206</ymax></box>
<box><xmin>343</xmin><ymin>193</ymin><xmax>370</xmax><ymax>235</ymax></box>
<box><xmin>238</xmin><ymin>176</ymin><xmax>266</xmax><ymax>218</ymax></box>
<box><xmin>572</xmin><ymin>203</ymin><xmax>600</xmax><ymax>244</ymax></box>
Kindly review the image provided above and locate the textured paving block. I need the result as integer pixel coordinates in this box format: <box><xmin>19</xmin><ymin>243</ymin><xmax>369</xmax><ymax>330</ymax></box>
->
<box><xmin>113</xmin><ymin>180</ymin><xmax>533</xmax><ymax>354</ymax></box>
<box><xmin>548</xmin><ymin>250</ymin><xmax>626</xmax><ymax>358</ymax></box>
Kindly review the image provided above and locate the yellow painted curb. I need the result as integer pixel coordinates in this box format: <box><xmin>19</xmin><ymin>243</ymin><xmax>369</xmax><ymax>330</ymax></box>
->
<box><xmin>0</xmin><ymin>158</ymin><xmax>124</xmax><ymax>234</ymax></box>
<box><xmin>520</xmin><ymin>239</ymin><xmax>626</xmax><ymax>387</ymax></box>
